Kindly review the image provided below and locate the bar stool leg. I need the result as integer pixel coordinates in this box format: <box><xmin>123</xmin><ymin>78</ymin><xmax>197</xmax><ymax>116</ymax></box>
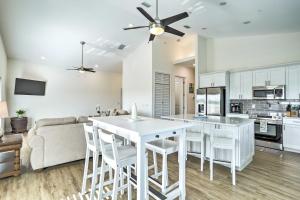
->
<box><xmin>152</xmin><ymin>151</ymin><xmax>158</xmax><ymax>177</ymax></box>
<box><xmin>120</xmin><ymin>167</ymin><xmax>124</xmax><ymax>195</ymax></box>
<box><xmin>98</xmin><ymin>160</ymin><xmax>105</xmax><ymax>200</ymax></box>
<box><xmin>81</xmin><ymin>149</ymin><xmax>90</xmax><ymax>194</ymax></box>
<box><xmin>161</xmin><ymin>153</ymin><xmax>168</xmax><ymax>194</ymax></box>
<box><xmin>112</xmin><ymin>167</ymin><xmax>120</xmax><ymax>200</ymax></box>
<box><xmin>232</xmin><ymin>141</ymin><xmax>236</xmax><ymax>185</ymax></box>
<box><xmin>90</xmin><ymin>151</ymin><xmax>99</xmax><ymax>200</ymax></box>
<box><xmin>200</xmin><ymin>135</ymin><xmax>204</xmax><ymax>172</ymax></box>
<box><xmin>145</xmin><ymin>153</ymin><xmax>149</xmax><ymax>200</ymax></box>
<box><xmin>210</xmin><ymin>146</ymin><xmax>214</xmax><ymax>181</ymax></box>
<box><xmin>127</xmin><ymin>166</ymin><xmax>132</xmax><ymax>200</ymax></box>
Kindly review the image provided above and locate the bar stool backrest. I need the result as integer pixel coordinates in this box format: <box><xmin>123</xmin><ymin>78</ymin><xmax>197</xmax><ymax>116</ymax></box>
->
<box><xmin>98</xmin><ymin>129</ymin><xmax>119</xmax><ymax>165</ymax></box>
<box><xmin>83</xmin><ymin>124</ymin><xmax>100</xmax><ymax>151</ymax></box>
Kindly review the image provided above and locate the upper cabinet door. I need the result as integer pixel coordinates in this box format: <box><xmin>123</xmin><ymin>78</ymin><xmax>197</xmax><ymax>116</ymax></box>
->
<box><xmin>213</xmin><ymin>72</ymin><xmax>226</xmax><ymax>87</ymax></box>
<box><xmin>286</xmin><ymin>65</ymin><xmax>300</xmax><ymax>99</ymax></box>
<box><xmin>240</xmin><ymin>71</ymin><xmax>253</xmax><ymax>99</ymax></box>
<box><xmin>253</xmin><ymin>69</ymin><xmax>269</xmax><ymax>86</ymax></box>
<box><xmin>199</xmin><ymin>74</ymin><xmax>213</xmax><ymax>88</ymax></box>
<box><xmin>229</xmin><ymin>72</ymin><xmax>241</xmax><ymax>99</ymax></box>
<box><xmin>269</xmin><ymin>67</ymin><xmax>286</xmax><ymax>85</ymax></box>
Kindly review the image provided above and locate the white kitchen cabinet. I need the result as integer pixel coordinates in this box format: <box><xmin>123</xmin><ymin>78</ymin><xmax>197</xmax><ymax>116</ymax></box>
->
<box><xmin>230</xmin><ymin>72</ymin><xmax>240</xmax><ymax>99</ymax></box>
<box><xmin>283</xmin><ymin>118</ymin><xmax>300</xmax><ymax>153</ymax></box>
<box><xmin>286</xmin><ymin>65</ymin><xmax>300</xmax><ymax>99</ymax></box>
<box><xmin>253</xmin><ymin>67</ymin><xmax>285</xmax><ymax>86</ymax></box>
<box><xmin>199</xmin><ymin>74</ymin><xmax>213</xmax><ymax>88</ymax></box>
<box><xmin>240</xmin><ymin>71</ymin><xmax>253</xmax><ymax>99</ymax></box>
<box><xmin>200</xmin><ymin>72</ymin><xmax>227</xmax><ymax>88</ymax></box>
<box><xmin>269</xmin><ymin>67</ymin><xmax>285</xmax><ymax>85</ymax></box>
<box><xmin>230</xmin><ymin>71</ymin><xmax>252</xmax><ymax>99</ymax></box>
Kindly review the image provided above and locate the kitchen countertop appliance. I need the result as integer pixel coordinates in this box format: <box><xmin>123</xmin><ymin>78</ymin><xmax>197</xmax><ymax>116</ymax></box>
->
<box><xmin>230</xmin><ymin>103</ymin><xmax>243</xmax><ymax>114</ymax></box>
<box><xmin>196</xmin><ymin>87</ymin><xmax>226</xmax><ymax>116</ymax></box>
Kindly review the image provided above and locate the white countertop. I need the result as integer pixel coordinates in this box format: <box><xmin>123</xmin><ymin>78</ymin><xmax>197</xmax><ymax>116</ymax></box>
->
<box><xmin>162</xmin><ymin>114</ymin><xmax>255</xmax><ymax>127</ymax></box>
<box><xmin>89</xmin><ymin>115</ymin><xmax>196</xmax><ymax>136</ymax></box>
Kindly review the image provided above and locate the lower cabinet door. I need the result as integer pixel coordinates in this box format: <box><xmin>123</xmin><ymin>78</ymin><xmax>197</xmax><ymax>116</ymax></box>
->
<box><xmin>283</xmin><ymin>124</ymin><xmax>300</xmax><ymax>151</ymax></box>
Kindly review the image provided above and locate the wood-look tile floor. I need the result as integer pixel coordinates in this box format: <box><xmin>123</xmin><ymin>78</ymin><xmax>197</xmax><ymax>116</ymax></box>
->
<box><xmin>1</xmin><ymin>150</ymin><xmax>300</xmax><ymax>200</ymax></box>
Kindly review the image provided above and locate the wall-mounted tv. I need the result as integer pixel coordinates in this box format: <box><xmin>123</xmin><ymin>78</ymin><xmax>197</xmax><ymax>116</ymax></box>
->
<box><xmin>14</xmin><ymin>78</ymin><xmax>46</xmax><ymax>96</ymax></box>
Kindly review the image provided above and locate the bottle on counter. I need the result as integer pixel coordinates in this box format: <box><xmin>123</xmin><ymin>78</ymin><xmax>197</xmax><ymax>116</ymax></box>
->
<box><xmin>286</xmin><ymin>104</ymin><xmax>291</xmax><ymax>117</ymax></box>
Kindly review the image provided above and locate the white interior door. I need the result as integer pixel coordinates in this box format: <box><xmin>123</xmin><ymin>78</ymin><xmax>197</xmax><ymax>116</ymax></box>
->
<box><xmin>175</xmin><ymin>76</ymin><xmax>185</xmax><ymax>115</ymax></box>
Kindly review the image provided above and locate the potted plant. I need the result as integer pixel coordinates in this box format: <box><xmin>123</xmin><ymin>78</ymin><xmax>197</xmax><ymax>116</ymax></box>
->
<box><xmin>16</xmin><ymin>109</ymin><xmax>26</xmax><ymax>118</ymax></box>
<box><xmin>10</xmin><ymin>109</ymin><xmax>28</xmax><ymax>133</ymax></box>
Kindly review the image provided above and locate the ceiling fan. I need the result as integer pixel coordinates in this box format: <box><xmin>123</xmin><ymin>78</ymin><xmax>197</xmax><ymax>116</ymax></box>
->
<box><xmin>66</xmin><ymin>41</ymin><xmax>96</xmax><ymax>73</ymax></box>
<box><xmin>123</xmin><ymin>0</ymin><xmax>189</xmax><ymax>42</ymax></box>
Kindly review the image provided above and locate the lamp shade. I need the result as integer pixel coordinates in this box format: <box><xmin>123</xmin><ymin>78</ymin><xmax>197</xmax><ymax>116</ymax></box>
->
<box><xmin>0</xmin><ymin>101</ymin><xmax>8</xmax><ymax>118</ymax></box>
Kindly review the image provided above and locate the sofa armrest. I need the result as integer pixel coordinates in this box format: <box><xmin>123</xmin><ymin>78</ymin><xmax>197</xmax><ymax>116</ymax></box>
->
<box><xmin>28</xmin><ymin>134</ymin><xmax>45</xmax><ymax>170</ymax></box>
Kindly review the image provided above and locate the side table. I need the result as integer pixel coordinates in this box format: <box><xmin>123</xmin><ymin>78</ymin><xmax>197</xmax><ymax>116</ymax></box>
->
<box><xmin>0</xmin><ymin>134</ymin><xmax>22</xmax><ymax>178</ymax></box>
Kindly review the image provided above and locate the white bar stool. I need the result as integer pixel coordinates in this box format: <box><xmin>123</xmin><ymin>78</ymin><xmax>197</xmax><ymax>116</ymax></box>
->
<box><xmin>81</xmin><ymin>124</ymin><xmax>122</xmax><ymax>200</ymax></box>
<box><xmin>186</xmin><ymin>124</ymin><xmax>205</xmax><ymax>171</ymax></box>
<box><xmin>209</xmin><ymin>127</ymin><xmax>237</xmax><ymax>185</ymax></box>
<box><xmin>146</xmin><ymin>139</ymin><xmax>178</xmax><ymax>194</ymax></box>
<box><xmin>98</xmin><ymin>129</ymin><xmax>143</xmax><ymax>200</ymax></box>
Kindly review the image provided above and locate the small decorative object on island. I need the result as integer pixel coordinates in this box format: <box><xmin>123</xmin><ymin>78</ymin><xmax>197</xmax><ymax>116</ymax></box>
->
<box><xmin>0</xmin><ymin>101</ymin><xmax>9</xmax><ymax>142</ymax></box>
<box><xmin>10</xmin><ymin>109</ymin><xmax>28</xmax><ymax>134</ymax></box>
<box><xmin>131</xmin><ymin>103</ymin><xmax>137</xmax><ymax>120</ymax></box>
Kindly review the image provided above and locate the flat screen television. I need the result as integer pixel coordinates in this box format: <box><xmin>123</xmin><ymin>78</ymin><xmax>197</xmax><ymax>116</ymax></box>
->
<box><xmin>14</xmin><ymin>78</ymin><xmax>46</xmax><ymax>96</ymax></box>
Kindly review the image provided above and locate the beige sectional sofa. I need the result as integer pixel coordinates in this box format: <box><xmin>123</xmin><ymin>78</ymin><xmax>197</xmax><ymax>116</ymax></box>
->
<box><xmin>28</xmin><ymin>116</ymin><xmax>89</xmax><ymax>170</ymax></box>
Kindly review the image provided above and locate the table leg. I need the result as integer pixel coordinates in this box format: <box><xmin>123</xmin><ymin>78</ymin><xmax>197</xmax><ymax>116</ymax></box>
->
<box><xmin>178</xmin><ymin>129</ymin><xmax>186</xmax><ymax>200</ymax></box>
<box><xmin>136</xmin><ymin>138</ymin><xmax>146</xmax><ymax>200</ymax></box>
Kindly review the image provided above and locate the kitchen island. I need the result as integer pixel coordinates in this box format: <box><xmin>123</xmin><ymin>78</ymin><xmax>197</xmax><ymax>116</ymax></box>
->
<box><xmin>162</xmin><ymin>114</ymin><xmax>255</xmax><ymax>171</ymax></box>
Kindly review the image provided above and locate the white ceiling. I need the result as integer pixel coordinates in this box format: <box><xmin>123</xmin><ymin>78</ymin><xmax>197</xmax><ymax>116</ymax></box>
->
<box><xmin>0</xmin><ymin>0</ymin><xmax>300</xmax><ymax>72</ymax></box>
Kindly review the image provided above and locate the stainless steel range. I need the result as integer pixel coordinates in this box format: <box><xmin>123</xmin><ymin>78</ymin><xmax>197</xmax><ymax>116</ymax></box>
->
<box><xmin>251</xmin><ymin>114</ymin><xmax>283</xmax><ymax>150</ymax></box>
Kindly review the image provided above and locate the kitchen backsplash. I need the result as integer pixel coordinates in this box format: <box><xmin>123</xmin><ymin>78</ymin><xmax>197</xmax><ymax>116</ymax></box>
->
<box><xmin>230</xmin><ymin>99</ymin><xmax>300</xmax><ymax>115</ymax></box>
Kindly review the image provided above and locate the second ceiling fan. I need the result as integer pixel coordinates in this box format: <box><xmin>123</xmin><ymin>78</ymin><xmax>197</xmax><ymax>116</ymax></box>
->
<box><xmin>123</xmin><ymin>0</ymin><xmax>189</xmax><ymax>42</ymax></box>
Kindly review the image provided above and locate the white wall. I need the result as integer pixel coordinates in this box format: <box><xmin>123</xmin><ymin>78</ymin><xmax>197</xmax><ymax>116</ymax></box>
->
<box><xmin>6</xmin><ymin>59</ymin><xmax>122</xmax><ymax>129</ymax></box>
<box><xmin>0</xmin><ymin>34</ymin><xmax>7</xmax><ymax>132</ymax></box>
<box><xmin>122</xmin><ymin>42</ymin><xmax>153</xmax><ymax>116</ymax></box>
<box><xmin>206</xmin><ymin>32</ymin><xmax>300</xmax><ymax>72</ymax></box>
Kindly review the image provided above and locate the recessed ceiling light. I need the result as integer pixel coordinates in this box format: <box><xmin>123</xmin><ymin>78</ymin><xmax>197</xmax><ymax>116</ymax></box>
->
<box><xmin>219</xmin><ymin>2</ymin><xmax>227</xmax><ymax>6</ymax></box>
<box><xmin>202</xmin><ymin>27</ymin><xmax>207</xmax><ymax>30</ymax></box>
<box><xmin>141</xmin><ymin>2</ymin><xmax>151</xmax><ymax>8</ymax></box>
<box><xmin>183</xmin><ymin>25</ymin><xmax>191</xmax><ymax>29</ymax></box>
<box><xmin>243</xmin><ymin>21</ymin><xmax>251</xmax><ymax>24</ymax></box>
<box><xmin>40</xmin><ymin>56</ymin><xmax>46</xmax><ymax>60</ymax></box>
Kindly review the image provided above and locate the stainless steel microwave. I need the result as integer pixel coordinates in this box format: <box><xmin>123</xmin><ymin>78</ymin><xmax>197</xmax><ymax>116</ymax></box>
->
<box><xmin>252</xmin><ymin>85</ymin><xmax>285</xmax><ymax>100</ymax></box>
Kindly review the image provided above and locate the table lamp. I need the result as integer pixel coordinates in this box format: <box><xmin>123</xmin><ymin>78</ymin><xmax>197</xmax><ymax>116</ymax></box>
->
<box><xmin>0</xmin><ymin>101</ymin><xmax>8</xmax><ymax>142</ymax></box>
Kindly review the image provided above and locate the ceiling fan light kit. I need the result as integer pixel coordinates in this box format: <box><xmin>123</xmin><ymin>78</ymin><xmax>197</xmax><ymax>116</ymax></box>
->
<box><xmin>123</xmin><ymin>0</ymin><xmax>189</xmax><ymax>42</ymax></box>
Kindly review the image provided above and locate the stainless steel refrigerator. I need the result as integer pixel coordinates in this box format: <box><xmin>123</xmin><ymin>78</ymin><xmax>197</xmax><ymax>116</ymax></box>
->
<box><xmin>196</xmin><ymin>87</ymin><xmax>226</xmax><ymax>116</ymax></box>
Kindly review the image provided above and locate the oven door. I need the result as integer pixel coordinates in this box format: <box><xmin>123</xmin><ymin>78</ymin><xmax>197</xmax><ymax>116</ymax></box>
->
<box><xmin>255</xmin><ymin>122</ymin><xmax>282</xmax><ymax>141</ymax></box>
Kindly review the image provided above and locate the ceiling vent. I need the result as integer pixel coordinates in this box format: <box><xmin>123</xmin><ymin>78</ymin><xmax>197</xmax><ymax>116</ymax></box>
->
<box><xmin>183</xmin><ymin>25</ymin><xmax>191</xmax><ymax>29</ymax></box>
<box><xmin>141</xmin><ymin>2</ymin><xmax>151</xmax><ymax>8</ymax></box>
<box><xmin>118</xmin><ymin>44</ymin><xmax>126</xmax><ymax>50</ymax></box>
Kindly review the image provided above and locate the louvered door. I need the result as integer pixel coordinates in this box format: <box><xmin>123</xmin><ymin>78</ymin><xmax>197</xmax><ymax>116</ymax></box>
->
<box><xmin>154</xmin><ymin>72</ymin><xmax>170</xmax><ymax>118</ymax></box>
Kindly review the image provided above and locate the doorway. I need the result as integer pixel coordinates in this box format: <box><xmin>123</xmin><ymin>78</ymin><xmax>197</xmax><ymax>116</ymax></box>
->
<box><xmin>175</xmin><ymin>76</ymin><xmax>185</xmax><ymax>114</ymax></box>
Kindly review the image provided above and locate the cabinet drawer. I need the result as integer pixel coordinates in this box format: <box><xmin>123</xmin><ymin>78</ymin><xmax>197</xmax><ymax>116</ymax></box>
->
<box><xmin>0</xmin><ymin>151</ymin><xmax>15</xmax><ymax>163</ymax></box>
<box><xmin>0</xmin><ymin>161</ymin><xmax>14</xmax><ymax>174</ymax></box>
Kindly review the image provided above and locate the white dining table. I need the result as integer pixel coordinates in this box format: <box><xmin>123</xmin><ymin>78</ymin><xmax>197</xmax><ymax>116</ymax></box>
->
<box><xmin>89</xmin><ymin>115</ymin><xmax>196</xmax><ymax>200</ymax></box>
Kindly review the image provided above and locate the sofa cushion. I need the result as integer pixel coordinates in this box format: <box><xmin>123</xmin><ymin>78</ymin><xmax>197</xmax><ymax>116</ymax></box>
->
<box><xmin>77</xmin><ymin>116</ymin><xmax>92</xmax><ymax>124</ymax></box>
<box><xmin>36</xmin><ymin>117</ymin><xmax>76</xmax><ymax>128</ymax></box>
